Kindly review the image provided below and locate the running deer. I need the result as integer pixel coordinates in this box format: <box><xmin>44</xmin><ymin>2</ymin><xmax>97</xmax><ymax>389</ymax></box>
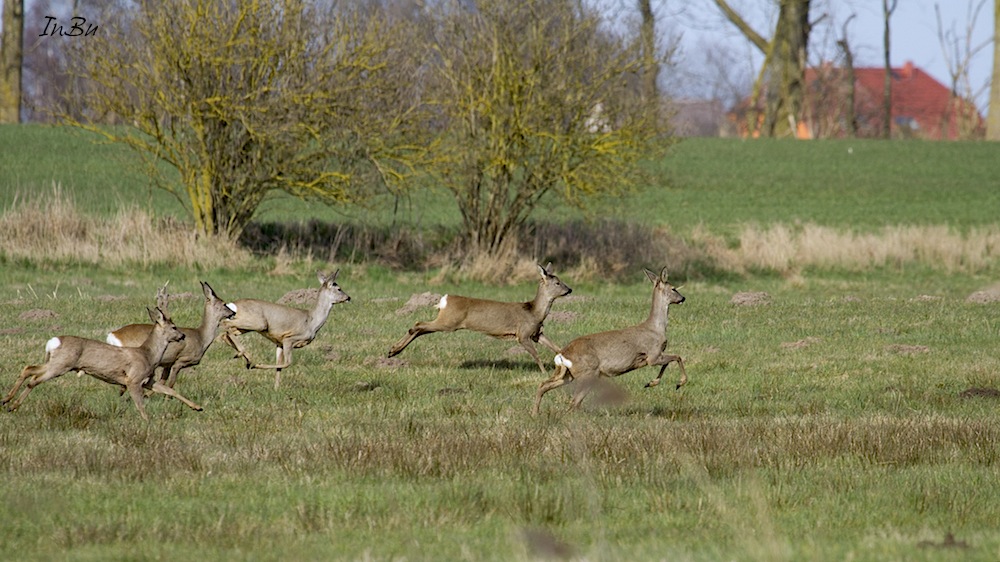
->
<box><xmin>387</xmin><ymin>263</ymin><xmax>572</xmax><ymax>375</ymax></box>
<box><xmin>532</xmin><ymin>267</ymin><xmax>687</xmax><ymax>415</ymax></box>
<box><xmin>219</xmin><ymin>270</ymin><xmax>351</xmax><ymax>390</ymax></box>
<box><xmin>2</xmin><ymin>307</ymin><xmax>204</xmax><ymax>420</ymax></box>
<box><xmin>106</xmin><ymin>282</ymin><xmax>236</xmax><ymax>388</ymax></box>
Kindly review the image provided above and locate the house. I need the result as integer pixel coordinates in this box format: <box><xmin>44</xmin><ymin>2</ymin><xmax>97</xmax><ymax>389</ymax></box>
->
<box><xmin>731</xmin><ymin>61</ymin><xmax>984</xmax><ymax>140</ymax></box>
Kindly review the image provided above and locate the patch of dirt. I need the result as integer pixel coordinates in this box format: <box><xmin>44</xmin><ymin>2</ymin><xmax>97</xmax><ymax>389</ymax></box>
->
<box><xmin>278</xmin><ymin>288</ymin><xmax>318</xmax><ymax>305</ymax></box>
<box><xmin>437</xmin><ymin>387</ymin><xmax>467</xmax><ymax>396</ymax></box>
<box><xmin>781</xmin><ymin>337</ymin><xmax>821</xmax><ymax>349</ymax></box>
<box><xmin>966</xmin><ymin>285</ymin><xmax>1000</xmax><ymax>303</ymax></box>
<box><xmin>730</xmin><ymin>291</ymin><xmax>771</xmax><ymax>306</ymax></box>
<box><xmin>353</xmin><ymin>381</ymin><xmax>380</xmax><ymax>392</ymax></box>
<box><xmin>959</xmin><ymin>387</ymin><xmax>1000</xmax><ymax>399</ymax></box>
<box><xmin>885</xmin><ymin>344</ymin><xmax>930</xmax><ymax>355</ymax></box>
<box><xmin>395</xmin><ymin>292</ymin><xmax>442</xmax><ymax>315</ymax></box>
<box><xmin>364</xmin><ymin>356</ymin><xmax>408</xmax><ymax>369</ymax></box>
<box><xmin>95</xmin><ymin>294</ymin><xmax>128</xmax><ymax>303</ymax></box>
<box><xmin>917</xmin><ymin>532</ymin><xmax>968</xmax><ymax>550</ymax></box>
<box><xmin>547</xmin><ymin>310</ymin><xmax>578</xmax><ymax>323</ymax></box>
<box><xmin>910</xmin><ymin>294</ymin><xmax>942</xmax><ymax>302</ymax></box>
<box><xmin>0</xmin><ymin>328</ymin><xmax>22</xmax><ymax>335</ymax></box>
<box><xmin>19</xmin><ymin>309</ymin><xmax>58</xmax><ymax>321</ymax></box>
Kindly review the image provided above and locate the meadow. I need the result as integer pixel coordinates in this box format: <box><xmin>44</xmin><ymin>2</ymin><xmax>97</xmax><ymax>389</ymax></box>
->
<box><xmin>1</xmin><ymin>125</ymin><xmax>1000</xmax><ymax>561</ymax></box>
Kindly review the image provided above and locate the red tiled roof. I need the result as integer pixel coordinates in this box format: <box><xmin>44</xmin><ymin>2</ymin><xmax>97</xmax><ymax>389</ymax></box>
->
<box><xmin>802</xmin><ymin>61</ymin><xmax>982</xmax><ymax>139</ymax></box>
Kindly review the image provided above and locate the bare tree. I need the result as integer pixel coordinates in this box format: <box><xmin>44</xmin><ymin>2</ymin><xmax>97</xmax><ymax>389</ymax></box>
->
<box><xmin>936</xmin><ymin>0</ymin><xmax>991</xmax><ymax>139</ymax></box>
<box><xmin>881</xmin><ymin>0</ymin><xmax>897</xmax><ymax>139</ymax></box>
<box><xmin>59</xmin><ymin>0</ymin><xmax>428</xmax><ymax>240</ymax></box>
<box><xmin>713</xmin><ymin>0</ymin><xmax>814</xmax><ymax>138</ymax></box>
<box><xmin>989</xmin><ymin>0</ymin><xmax>1000</xmax><ymax>140</ymax></box>
<box><xmin>639</xmin><ymin>0</ymin><xmax>660</xmax><ymax>120</ymax></box>
<box><xmin>0</xmin><ymin>0</ymin><xmax>24</xmax><ymax>123</ymax></box>
<box><xmin>836</xmin><ymin>14</ymin><xmax>858</xmax><ymax>138</ymax></box>
<box><xmin>423</xmin><ymin>0</ymin><xmax>669</xmax><ymax>262</ymax></box>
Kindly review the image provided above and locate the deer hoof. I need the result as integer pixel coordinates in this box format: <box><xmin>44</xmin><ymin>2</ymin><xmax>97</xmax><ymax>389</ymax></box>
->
<box><xmin>645</xmin><ymin>380</ymin><xmax>659</xmax><ymax>388</ymax></box>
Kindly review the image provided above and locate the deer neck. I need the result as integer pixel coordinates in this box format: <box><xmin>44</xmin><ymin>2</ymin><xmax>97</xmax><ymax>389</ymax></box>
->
<box><xmin>529</xmin><ymin>284</ymin><xmax>557</xmax><ymax>321</ymax></box>
<box><xmin>140</xmin><ymin>325</ymin><xmax>172</xmax><ymax>366</ymax></box>
<box><xmin>305</xmin><ymin>294</ymin><xmax>335</xmax><ymax>335</ymax></box>
<box><xmin>194</xmin><ymin>305</ymin><xmax>223</xmax><ymax>354</ymax></box>
<box><xmin>644</xmin><ymin>294</ymin><xmax>671</xmax><ymax>334</ymax></box>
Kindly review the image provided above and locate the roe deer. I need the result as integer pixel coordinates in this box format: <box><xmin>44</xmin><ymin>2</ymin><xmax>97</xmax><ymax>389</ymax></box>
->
<box><xmin>532</xmin><ymin>267</ymin><xmax>687</xmax><ymax>415</ymax></box>
<box><xmin>219</xmin><ymin>270</ymin><xmax>351</xmax><ymax>389</ymax></box>
<box><xmin>2</xmin><ymin>307</ymin><xmax>204</xmax><ymax>420</ymax></box>
<box><xmin>106</xmin><ymin>282</ymin><xmax>236</xmax><ymax>388</ymax></box>
<box><xmin>387</xmin><ymin>263</ymin><xmax>572</xmax><ymax>375</ymax></box>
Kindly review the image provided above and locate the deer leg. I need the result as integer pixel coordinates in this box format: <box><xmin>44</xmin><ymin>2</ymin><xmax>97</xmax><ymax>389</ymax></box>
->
<box><xmin>3</xmin><ymin>364</ymin><xmax>41</xmax><ymax>407</ymax></box>
<box><xmin>273</xmin><ymin>345</ymin><xmax>285</xmax><ymax>390</ymax></box>
<box><xmin>518</xmin><ymin>336</ymin><xmax>548</xmax><ymax>375</ymax></box>
<box><xmin>251</xmin><ymin>341</ymin><xmax>295</xmax><ymax>370</ymax></box>
<box><xmin>3</xmin><ymin>364</ymin><xmax>51</xmax><ymax>411</ymax></box>
<box><xmin>149</xmin><ymin>381</ymin><xmax>203</xmax><ymax>412</ymax></box>
<box><xmin>221</xmin><ymin>331</ymin><xmax>256</xmax><ymax>369</ymax></box>
<box><xmin>532</xmin><ymin>364</ymin><xmax>573</xmax><ymax>415</ymax></box>
<box><xmin>569</xmin><ymin>378</ymin><xmax>595</xmax><ymax>410</ymax></box>
<box><xmin>388</xmin><ymin>320</ymin><xmax>455</xmax><ymax>357</ymax></box>
<box><xmin>125</xmin><ymin>383</ymin><xmax>150</xmax><ymax>421</ymax></box>
<box><xmin>644</xmin><ymin>354</ymin><xmax>687</xmax><ymax>389</ymax></box>
<box><xmin>535</xmin><ymin>332</ymin><xmax>562</xmax><ymax>355</ymax></box>
<box><xmin>164</xmin><ymin>364</ymin><xmax>183</xmax><ymax>389</ymax></box>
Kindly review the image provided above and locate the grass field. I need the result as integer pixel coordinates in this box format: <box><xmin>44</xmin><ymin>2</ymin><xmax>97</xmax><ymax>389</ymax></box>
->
<box><xmin>2</xmin><ymin>125</ymin><xmax>1000</xmax><ymax>561</ymax></box>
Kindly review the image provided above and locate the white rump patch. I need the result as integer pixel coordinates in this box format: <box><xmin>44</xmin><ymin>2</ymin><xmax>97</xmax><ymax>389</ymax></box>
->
<box><xmin>106</xmin><ymin>333</ymin><xmax>123</xmax><ymax>347</ymax></box>
<box><xmin>554</xmin><ymin>353</ymin><xmax>572</xmax><ymax>369</ymax></box>
<box><xmin>45</xmin><ymin>337</ymin><xmax>61</xmax><ymax>353</ymax></box>
<box><xmin>437</xmin><ymin>295</ymin><xmax>448</xmax><ymax>309</ymax></box>
<box><xmin>226</xmin><ymin>303</ymin><xmax>238</xmax><ymax>313</ymax></box>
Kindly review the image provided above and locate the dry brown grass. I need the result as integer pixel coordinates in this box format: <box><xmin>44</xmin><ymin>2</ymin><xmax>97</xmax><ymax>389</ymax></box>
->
<box><xmin>6</xmin><ymin>189</ymin><xmax>998</xmax><ymax>279</ymax></box>
<box><xmin>0</xmin><ymin>187</ymin><xmax>251</xmax><ymax>269</ymax></box>
<box><xmin>717</xmin><ymin>223</ymin><xmax>1000</xmax><ymax>275</ymax></box>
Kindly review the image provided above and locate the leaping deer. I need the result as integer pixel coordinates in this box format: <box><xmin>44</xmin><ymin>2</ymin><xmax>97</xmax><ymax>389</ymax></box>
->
<box><xmin>387</xmin><ymin>263</ymin><xmax>572</xmax><ymax>375</ymax></box>
<box><xmin>2</xmin><ymin>307</ymin><xmax>203</xmax><ymax>420</ymax></box>
<box><xmin>219</xmin><ymin>270</ymin><xmax>351</xmax><ymax>389</ymax></box>
<box><xmin>106</xmin><ymin>281</ymin><xmax>236</xmax><ymax>389</ymax></box>
<box><xmin>532</xmin><ymin>267</ymin><xmax>687</xmax><ymax>415</ymax></box>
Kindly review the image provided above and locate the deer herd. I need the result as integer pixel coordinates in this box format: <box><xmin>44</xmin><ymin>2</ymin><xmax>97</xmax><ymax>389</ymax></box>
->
<box><xmin>2</xmin><ymin>264</ymin><xmax>688</xmax><ymax>419</ymax></box>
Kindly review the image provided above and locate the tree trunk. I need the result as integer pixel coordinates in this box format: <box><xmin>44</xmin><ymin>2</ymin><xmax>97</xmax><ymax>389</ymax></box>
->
<box><xmin>882</xmin><ymin>0</ymin><xmax>897</xmax><ymax>139</ymax></box>
<box><xmin>638</xmin><ymin>0</ymin><xmax>659</xmax><ymax>121</ymax></box>
<box><xmin>714</xmin><ymin>0</ymin><xmax>811</xmax><ymax>138</ymax></box>
<box><xmin>987</xmin><ymin>0</ymin><xmax>1000</xmax><ymax>140</ymax></box>
<box><xmin>0</xmin><ymin>0</ymin><xmax>24</xmax><ymax>123</ymax></box>
<box><xmin>837</xmin><ymin>16</ymin><xmax>858</xmax><ymax>138</ymax></box>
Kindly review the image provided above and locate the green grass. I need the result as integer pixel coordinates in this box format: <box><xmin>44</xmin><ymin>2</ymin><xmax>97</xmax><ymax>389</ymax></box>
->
<box><xmin>643</xmin><ymin>138</ymin><xmax>1000</xmax><ymax>233</ymax></box>
<box><xmin>2</xmin><ymin>125</ymin><xmax>1000</xmax><ymax>560</ymax></box>
<box><xmin>5</xmin><ymin>125</ymin><xmax>1000</xmax><ymax>232</ymax></box>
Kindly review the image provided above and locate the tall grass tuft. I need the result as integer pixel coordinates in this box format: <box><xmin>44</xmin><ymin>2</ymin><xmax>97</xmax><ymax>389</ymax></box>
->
<box><xmin>0</xmin><ymin>185</ymin><xmax>251</xmax><ymax>269</ymax></box>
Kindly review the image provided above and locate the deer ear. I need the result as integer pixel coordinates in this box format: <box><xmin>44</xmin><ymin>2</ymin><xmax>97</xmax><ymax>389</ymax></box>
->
<box><xmin>537</xmin><ymin>264</ymin><xmax>548</xmax><ymax>278</ymax></box>
<box><xmin>644</xmin><ymin>268</ymin><xmax>659</xmax><ymax>284</ymax></box>
<box><xmin>201</xmin><ymin>281</ymin><xmax>213</xmax><ymax>298</ymax></box>
<box><xmin>146</xmin><ymin>307</ymin><xmax>158</xmax><ymax>323</ymax></box>
<box><xmin>659</xmin><ymin>266</ymin><xmax>669</xmax><ymax>283</ymax></box>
